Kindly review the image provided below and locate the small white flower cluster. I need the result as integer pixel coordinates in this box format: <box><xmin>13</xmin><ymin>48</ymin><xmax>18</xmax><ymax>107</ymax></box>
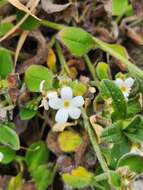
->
<box><xmin>39</xmin><ymin>81</ymin><xmax>84</xmax><ymax>124</ymax></box>
<box><xmin>114</xmin><ymin>77</ymin><xmax>134</xmax><ymax>100</ymax></box>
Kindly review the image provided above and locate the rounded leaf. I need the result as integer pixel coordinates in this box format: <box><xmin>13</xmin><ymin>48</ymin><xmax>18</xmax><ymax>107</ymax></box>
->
<box><xmin>117</xmin><ymin>153</ymin><xmax>143</xmax><ymax>173</ymax></box>
<box><xmin>58</xmin><ymin>131</ymin><xmax>82</xmax><ymax>152</ymax></box>
<box><xmin>25</xmin><ymin>141</ymin><xmax>50</xmax><ymax>171</ymax></box>
<box><xmin>0</xmin><ymin>124</ymin><xmax>20</xmax><ymax>150</ymax></box>
<box><xmin>0</xmin><ymin>146</ymin><xmax>16</xmax><ymax>164</ymax></box>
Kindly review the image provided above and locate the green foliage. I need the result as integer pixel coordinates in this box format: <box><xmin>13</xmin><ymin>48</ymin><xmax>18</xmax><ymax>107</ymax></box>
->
<box><xmin>0</xmin><ymin>124</ymin><xmax>20</xmax><ymax>150</ymax></box>
<box><xmin>0</xmin><ymin>146</ymin><xmax>16</xmax><ymax>164</ymax></box>
<box><xmin>25</xmin><ymin>141</ymin><xmax>50</xmax><ymax>172</ymax></box>
<box><xmin>93</xmin><ymin>38</ymin><xmax>143</xmax><ymax>79</ymax></box>
<box><xmin>96</xmin><ymin>62</ymin><xmax>110</xmax><ymax>80</ymax></box>
<box><xmin>20</xmin><ymin>107</ymin><xmax>37</xmax><ymax>120</ymax></box>
<box><xmin>127</xmin><ymin>99</ymin><xmax>141</xmax><ymax>117</ymax></box>
<box><xmin>100</xmin><ymin>79</ymin><xmax>127</xmax><ymax>119</ymax></box>
<box><xmin>0</xmin><ymin>47</ymin><xmax>13</xmax><ymax>79</ymax></box>
<box><xmin>112</xmin><ymin>0</ymin><xmax>129</xmax><ymax>16</ymax></box>
<box><xmin>110</xmin><ymin>171</ymin><xmax>121</xmax><ymax>188</ymax></box>
<box><xmin>25</xmin><ymin>65</ymin><xmax>53</xmax><ymax>92</ymax></box>
<box><xmin>124</xmin><ymin>115</ymin><xmax>143</xmax><ymax>143</ymax></box>
<box><xmin>62</xmin><ymin>166</ymin><xmax>94</xmax><ymax>188</ymax></box>
<box><xmin>58</xmin><ymin>131</ymin><xmax>82</xmax><ymax>152</ymax></box>
<box><xmin>58</xmin><ymin>27</ymin><xmax>95</xmax><ymax>57</ymax></box>
<box><xmin>32</xmin><ymin>164</ymin><xmax>54</xmax><ymax>190</ymax></box>
<box><xmin>117</xmin><ymin>153</ymin><xmax>143</xmax><ymax>173</ymax></box>
<box><xmin>71</xmin><ymin>81</ymin><xmax>87</xmax><ymax>96</ymax></box>
<box><xmin>20</xmin><ymin>98</ymin><xmax>39</xmax><ymax>120</ymax></box>
<box><xmin>102</xmin><ymin>137</ymin><xmax>130</xmax><ymax>169</ymax></box>
<box><xmin>101</xmin><ymin>122</ymin><xmax>122</xmax><ymax>143</ymax></box>
<box><xmin>0</xmin><ymin>22</ymin><xmax>13</xmax><ymax>37</ymax></box>
<box><xmin>16</xmin><ymin>11</ymin><xmax>40</xmax><ymax>30</ymax></box>
<box><xmin>7</xmin><ymin>173</ymin><xmax>23</xmax><ymax>190</ymax></box>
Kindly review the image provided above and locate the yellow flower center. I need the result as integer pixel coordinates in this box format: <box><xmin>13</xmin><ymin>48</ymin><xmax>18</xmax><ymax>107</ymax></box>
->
<box><xmin>121</xmin><ymin>86</ymin><xmax>127</xmax><ymax>92</ymax></box>
<box><xmin>64</xmin><ymin>100</ymin><xmax>70</xmax><ymax>108</ymax></box>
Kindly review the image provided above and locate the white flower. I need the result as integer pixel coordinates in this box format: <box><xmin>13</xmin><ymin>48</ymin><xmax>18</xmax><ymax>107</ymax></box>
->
<box><xmin>49</xmin><ymin>86</ymin><xmax>84</xmax><ymax>123</ymax></box>
<box><xmin>114</xmin><ymin>77</ymin><xmax>134</xmax><ymax>100</ymax></box>
<box><xmin>39</xmin><ymin>80</ymin><xmax>57</xmax><ymax>110</ymax></box>
<box><xmin>0</xmin><ymin>152</ymin><xmax>4</xmax><ymax>162</ymax></box>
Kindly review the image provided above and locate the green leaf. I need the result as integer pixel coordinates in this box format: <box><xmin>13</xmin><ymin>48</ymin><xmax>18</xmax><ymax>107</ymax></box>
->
<box><xmin>0</xmin><ymin>124</ymin><xmax>20</xmax><ymax>150</ymax></box>
<box><xmin>0</xmin><ymin>146</ymin><xmax>16</xmax><ymax>164</ymax></box>
<box><xmin>32</xmin><ymin>165</ymin><xmax>53</xmax><ymax>190</ymax></box>
<box><xmin>101</xmin><ymin>122</ymin><xmax>122</xmax><ymax>143</ymax></box>
<box><xmin>117</xmin><ymin>153</ymin><xmax>143</xmax><ymax>173</ymax></box>
<box><xmin>112</xmin><ymin>0</ymin><xmax>129</xmax><ymax>16</ymax></box>
<box><xmin>25</xmin><ymin>141</ymin><xmax>50</xmax><ymax>172</ymax></box>
<box><xmin>0</xmin><ymin>47</ymin><xmax>13</xmax><ymax>79</ymax></box>
<box><xmin>125</xmin><ymin>115</ymin><xmax>142</xmax><ymax>131</ymax></box>
<box><xmin>16</xmin><ymin>11</ymin><xmax>40</xmax><ymax>30</ymax></box>
<box><xmin>62</xmin><ymin>166</ymin><xmax>94</xmax><ymax>188</ymax></box>
<box><xmin>25</xmin><ymin>65</ymin><xmax>53</xmax><ymax>92</ymax></box>
<box><xmin>58</xmin><ymin>27</ymin><xmax>95</xmax><ymax>57</ymax></box>
<box><xmin>58</xmin><ymin>131</ymin><xmax>82</xmax><ymax>152</ymax></box>
<box><xmin>93</xmin><ymin>37</ymin><xmax>143</xmax><ymax>79</ymax></box>
<box><xmin>96</xmin><ymin>62</ymin><xmax>109</xmax><ymax>80</ymax></box>
<box><xmin>7</xmin><ymin>173</ymin><xmax>23</xmax><ymax>190</ymax></box>
<box><xmin>107</xmin><ymin>137</ymin><xmax>130</xmax><ymax>169</ymax></box>
<box><xmin>110</xmin><ymin>171</ymin><xmax>121</xmax><ymax>188</ymax></box>
<box><xmin>100</xmin><ymin>79</ymin><xmax>127</xmax><ymax>119</ymax></box>
<box><xmin>0</xmin><ymin>22</ymin><xmax>13</xmax><ymax>37</ymax></box>
<box><xmin>124</xmin><ymin>115</ymin><xmax>143</xmax><ymax>143</ymax></box>
<box><xmin>127</xmin><ymin>99</ymin><xmax>141</xmax><ymax>117</ymax></box>
<box><xmin>71</xmin><ymin>81</ymin><xmax>87</xmax><ymax>96</ymax></box>
<box><xmin>20</xmin><ymin>107</ymin><xmax>37</xmax><ymax>120</ymax></box>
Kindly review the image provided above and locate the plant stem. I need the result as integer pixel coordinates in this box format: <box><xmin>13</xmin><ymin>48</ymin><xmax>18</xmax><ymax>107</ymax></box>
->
<box><xmin>82</xmin><ymin>108</ymin><xmax>113</xmax><ymax>187</ymax></box>
<box><xmin>41</xmin><ymin>19</ymin><xmax>65</xmax><ymax>31</ymax></box>
<box><xmin>92</xmin><ymin>37</ymin><xmax>143</xmax><ymax>79</ymax></box>
<box><xmin>93</xmin><ymin>173</ymin><xmax>108</xmax><ymax>182</ymax></box>
<box><xmin>84</xmin><ymin>54</ymin><xmax>97</xmax><ymax>81</ymax></box>
<box><xmin>56</xmin><ymin>41</ymin><xmax>70</xmax><ymax>75</ymax></box>
<box><xmin>82</xmin><ymin>108</ymin><xmax>109</xmax><ymax>173</ymax></box>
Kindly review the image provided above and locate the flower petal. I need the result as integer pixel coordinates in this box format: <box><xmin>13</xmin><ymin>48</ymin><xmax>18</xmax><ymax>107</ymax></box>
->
<box><xmin>114</xmin><ymin>78</ymin><xmax>124</xmax><ymax>88</ymax></box>
<box><xmin>39</xmin><ymin>98</ymin><xmax>49</xmax><ymax>110</ymax></box>
<box><xmin>61</xmin><ymin>86</ymin><xmax>73</xmax><ymax>100</ymax></box>
<box><xmin>124</xmin><ymin>77</ymin><xmax>134</xmax><ymax>88</ymax></box>
<box><xmin>69</xmin><ymin>107</ymin><xmax>81</xmax><ymax>119</ymax></box>
<box><xmin>49</xmin><ymin>97</ymin><xmax>63</xmax><ymax>110</ymax></box>
<box><xmin>47</xmin><ymin>91</ymin><xmax>58</xmax><ymax>99</ymax></box>
<box><xmin>55</xmin><ymin>108</ymin><xmax>68</xmax><ymax>123</ymax></box>
<box><xmin>71</xmin><ymin>96</ymin><xmax>84</xmax><ymax>107</ymax></box>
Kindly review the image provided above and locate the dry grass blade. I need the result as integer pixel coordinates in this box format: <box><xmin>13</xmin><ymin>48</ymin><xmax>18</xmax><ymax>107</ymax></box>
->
<box><xmin>0</xmin><ymin>0</ymin><xmax>41</xmax><ymax>42</ymax></box>
<box><xmin>1</xmin><ymin>15</ymin><xmax>16</xmax><ymax>23</ymax></box>
<box><xmin>14</xmin><ymin>30</ymin><xmax>29</xmax><ymax>72</ymax></box>
<box><xmin>8</xmin><ymin>0</ymin><xmax>41</xmax><ymax>20</ymax></box>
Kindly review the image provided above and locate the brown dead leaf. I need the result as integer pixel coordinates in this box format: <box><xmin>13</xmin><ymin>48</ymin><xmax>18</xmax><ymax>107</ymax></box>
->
<box><xmin>131</xmin><ymin>0</ymin><xmax>143</xmax><ymax>17</ymax></box>
<box><xmin>0</xmin><ymin>0</ymin><xmax>40</xmax><ymax>42</ymax></box>
<box><xmin>90</xmin><ymin>115</ymin><xmax>104</xmax><ymax>144</ymax></box>
<box><xmin>22</xmin><ymin>182</ymin><xmax>36</xmax><ymax>190</ymax></box>
<box><xmin>14</xmin><ymin>30</ymin><xmax>29</xmax><ymax>70</ymax></box>
<box><xmin>52</xmin><ymin>121</ymin><xmax>77</xmax><ymax>132</ymax></box>
<box><xmin>57</xmin><ymin>155</ymin><xmax>75</xmax><ymax>173</ymax></box>
<box><xmin>47</xmin><ymin>48</ymin><xmax>57</xmax><ymax>72</ymax></box>
<box><xmin>47</xmin><ymin>131</ymin><xmax>62</xmax><ymax>155</ymax></box>
<box><xmin>41</xmin><ymin>0</ymin><xmax>72</xmax><ymax>14</ymax></box>
<box><xmin>74</xmin><ymin>132</ymin><xmax>89</xmax><ymax>165</ymax></box>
